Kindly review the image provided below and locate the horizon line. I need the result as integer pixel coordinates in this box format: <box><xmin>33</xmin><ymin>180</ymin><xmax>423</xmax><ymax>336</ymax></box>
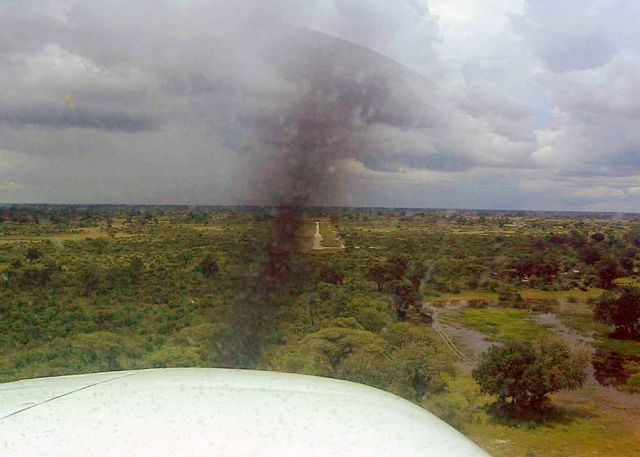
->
<box><xmin>0</xmin><ymin>202</ymin><xmax>639</xmax><ymax>217</ymax></box>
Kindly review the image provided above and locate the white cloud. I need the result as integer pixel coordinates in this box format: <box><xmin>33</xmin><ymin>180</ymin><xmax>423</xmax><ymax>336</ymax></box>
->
<box><xmin>572</xmin><ymin>186</ymin><xmax>625</xmax><ymax>199</ymax></box>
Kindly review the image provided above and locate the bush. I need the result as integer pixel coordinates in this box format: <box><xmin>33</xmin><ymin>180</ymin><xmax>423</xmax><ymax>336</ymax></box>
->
<box><xmin>266</xmin><ymin>322</ymin><xmax>453</xmax><ymax>401</ymax></box>
<box><xmin>319</xmin><ymin>264</ymin><xmax>345</xmax><ymax>285</ymax></box>
<box><xmin>145</xmin><ymin>346</ymin><xmax>203</xmax><ymax>368</ymax></box>
<box><xmin>5</xmin><ymin>332</ymin><xmax>144</xmax><ymax>381</ymax></box>
<box><xmin>198</xmin><ymin>254</ymin><xmax>219</xmax><ymax>279</ymax></box>
<box><xmin>356</xmin><ymin>306</ymin><xmax>390</xmax><ymax>333</ymax></box>
<box><xmin>388</xmin><ymin>342</ymin><xmax>454</xmax><ymax>399</ymax></box>
<box><xmin>25</xmin><ymin>247</ymin><xmax>43</xmax><ymax>262</ymax></box>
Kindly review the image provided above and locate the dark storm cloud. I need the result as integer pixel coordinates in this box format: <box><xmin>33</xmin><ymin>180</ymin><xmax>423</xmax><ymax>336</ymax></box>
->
<box><xmin>0</xmin><ymin>107</ymin><xmax>159</xmax><ymax>132</ymax></box>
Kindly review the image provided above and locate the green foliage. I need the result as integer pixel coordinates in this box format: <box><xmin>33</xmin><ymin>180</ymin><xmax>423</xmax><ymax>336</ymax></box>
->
<box><xmin>145</xmin><ymin>346</ymin><xmax>203</xmax><ymax>368</ymax></box>
<box><xmin>4</xmin><ymin>206</ymin><xmax>640</xmax><ymax>455</ymax></box>
<box><xmin>472</xmin><ymin>337</ymin><xmax>587</xmax><ymax>412</ymax></box>
<box><xmin>319</xmin><ymin>264</ymin><xmax>345</xmax><ymax>285</ymax></box>
<box><xmin>77</xmin><ymin>264</ymin><xmax>100</xmax><ymax>297</ymax></box>
<box><xmin>25</xmin><ymin>247</ymin><xmax>43</xmax><ymax>262</ymax></box>
<box><xmin>381</xmin><ymin>322</ymin><xmax>431</xmax><ymax>348</ymax></box>
<box><xmin>386</xmin><ymin>278</ymin><xmax>418</xmax><ymax>318</ymax></box>
<box><xmin>460</xmin><ymin>308</ymin><xmax>547</xmax><ymax>342</ymax></box>
<box><xmin>355</xmin><ymin>306</ymin><xmax>390</xmax><ymax>332</ymax></box>
<box><xmin>198</xmin><ymin>254</ymin><xmax>219</xmax><ymax>279</ymax></box>
<box><xmin>300</xmin><ymin>326</ymin><xmax>388</xmax><ymax>372</ymax></box>
<box><xmin>366</xmin><ymin>262</ymin><xmax>390</xmax><ymax>291</ymax></box>
<box><xmin>1</xmin><ymin>332</ymin><xmax>144</xmax><ymax>381</ymax></box>
<box><xmin>628</xmin><ymin>372</ymin><xmax>640</xmax><ymax>392</ymax></box>
<box><xmin>266</xmin><ymin>321</ymin><xmax>454</xmax><ymax>401</ymax></box>
<box><xmin>595</xmin><ymin>259</ymin><xmax>621</xmax><ymax>289</ymax></box>
<box><xmin>389</xmin><ymin>342</ymin><xmax>453</xmax><ymax>399</ymax></box>
<box><xmin>595</xmin><ymin>287</ymin><xmax>640</xmax><ymax>339</ymax></box>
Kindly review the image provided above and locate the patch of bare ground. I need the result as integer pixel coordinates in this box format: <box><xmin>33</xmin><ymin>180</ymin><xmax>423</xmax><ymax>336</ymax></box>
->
<box><xmin>428</xmin><ymin>301</ymin><xmax>494</xmax><ymax>372</ymax></box>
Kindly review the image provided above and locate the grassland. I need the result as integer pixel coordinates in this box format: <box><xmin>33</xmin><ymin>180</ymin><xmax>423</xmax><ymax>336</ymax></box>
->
<box><xmin>456</xmin><ymin>308</ymin><xmax>549</xmax><ymax>342</ymax></box>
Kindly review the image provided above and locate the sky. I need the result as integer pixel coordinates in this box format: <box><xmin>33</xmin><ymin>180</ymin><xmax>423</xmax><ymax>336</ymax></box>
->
<box><xmin>1</xmin><ymin>0</ymin><xmax>640</xmax><ymax>211</ymax></box>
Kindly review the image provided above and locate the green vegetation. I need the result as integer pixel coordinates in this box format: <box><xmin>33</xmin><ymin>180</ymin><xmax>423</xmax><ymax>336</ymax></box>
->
<box><xmin>595</xmin><ymin>287</ymin><xmax>640</xmax><ymax>339</ymax></box>
<box><xmin>473</xmin><ymin>337</ymin><xmax>588</xmax><ymax>412</ymax></box>
<box><xmin>459</xmin><ymin>308</ymin><xmax>548</xmax><ymax>342</ymax></box>
<box><xmin>3</xmin><ymin>205</ymin><xmax>640</xmax><ymax>455</ymax></box>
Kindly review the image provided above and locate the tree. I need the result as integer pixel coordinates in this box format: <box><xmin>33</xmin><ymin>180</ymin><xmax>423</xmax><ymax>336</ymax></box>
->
<box><xmin>198</xmin><ymin>255</ymin><xmax>219</xmax><ymax>279</ymax></box>
<box><xmin>25</xmin><ymin>247</ymin><xmax>43</xmax><ymax>262</ymax></box>
<box><xmin>591</xmin><ymin>232</ymin><xmax>605</xmax><ymax>242</ymax></box>
<box><xmin>620</xmin><ymin>256</ymin><xmax>635</xmax><ymax>274</ymax></box>
<box><xmin>78</xmin><ymin>265</ymin><xmax>101</xmax><ymax>297</ymax></box>
<box><xmin>595</xmin><ymin>287</ymin><xmax>640</xmax><ymax>340</ymax></box>
<box><xmin>579</xmin><ymin>246</ymin><xmax>601</xmax><ymax>266</ymax></box>
<box><xmin>21</xmin><ymin>268</ymin><xmax>52</xmax><ymax>288</ymax></box>
<box><xmin>319</xmin><ymin>264</ymin><xmax>345</xmax><ymax>285</ymax></box>
<box><xmin>188</xmin><ymin>210</ymin><xmax>208</xmax><ymax>223</ymax></box>
<box><xmin>386</xmin><ymin>278</ymin><xmax>418</xmax><ymax>319</ymax></box>
<box><xmin>595</xmin><ymin>259</ymin><xmax>620</xmax><ymax>289</ymax></box>
<box><xmin>125</xmin><ymin>257</ymin><xmax>144</xmax><ymax>284</ymax></box>
<box><xmin>387</xmin><ymin>254</ymin><xmax>408</xmax><ymax>280</ymax></box>
<box><xmin>408</xmin><ymin>260</ymin><xmax>428</xmax><ymax>291</ymax></box>
<box><xmin>514</xmin><ymin>256</ymin><xmax>559</xmax><ymax>282</ymax></box>
<box><xmin>300</xmin><ymin>326</ymin><xmax>388</xmax><ymax>372</ymax></box>
<box><xmin>472</xmin><ymin>338</ymin><xmax>587</xmax><ymax>412</ymax></box>
<box><xmin>366</xmin><ymin>262</ymin><xmax>390</xmax><ymax>291</ymax></box>
<box><xmin>391</xmin><ymin>342</ymin><xmax>454</xmax><ymax>400</ymax></box>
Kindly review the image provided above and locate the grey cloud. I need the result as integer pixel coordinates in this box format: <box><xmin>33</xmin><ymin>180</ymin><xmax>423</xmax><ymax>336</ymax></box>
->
<box><xmin>542</xmin><ymin>32</ymin><xmax>615</xmax><ymax>73</ymax></box>
<box><xmin>0</xmin><ymin>0</ymin><xmax>638</xmax><ymax>211</ymax></box>
<box><xmin>361</xmin><ymin>151</ymin><xmax>472</xmax><ymax>173</ymax></box>
<box><xmin>0</xmin><ymin>107</ymin><xmax>159</xmax><ymax>132</ymax></box>
<box><xmin>512</xmin><ymin>0</ymin><xmax>625</xmax><ymax>73</ymax></box>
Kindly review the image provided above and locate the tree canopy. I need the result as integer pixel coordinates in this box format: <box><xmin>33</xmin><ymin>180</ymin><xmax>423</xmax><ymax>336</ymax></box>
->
<box><xmin>472</xmin><ymin>337</ymin><xmax>587</xmax><ymax>412</ymax></box>
<box><xmin>595</xmin><ymin>287</ymin><xmax>640</xmax><ymax>340</ymax></box>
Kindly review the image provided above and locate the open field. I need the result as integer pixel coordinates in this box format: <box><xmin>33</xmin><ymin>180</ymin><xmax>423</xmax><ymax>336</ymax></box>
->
<box><xmin>457</xmin><ymin>307</ymin><xmax>549</xmax><ymax>342</ymax></box>
<box><xmin>427</xmin><ymin>287</ymin><xmax>605</xmax><ymax>304</ymax></box>
<box><xmin>2</xmin><ymin>206</ymin><xmax>640</xmax><ymax>456</ymax></box>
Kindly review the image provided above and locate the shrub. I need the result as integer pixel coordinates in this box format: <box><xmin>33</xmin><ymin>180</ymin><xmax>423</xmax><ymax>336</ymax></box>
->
<box><xmin>198</xmin><ymin>254</ymin><xmax>219</xmax><ymax>279</ymax></box>
<box><xmin>145</xmin><ymin>346</ymin><xmax>203</xmax><ymax>368</ymax></box>
<box><xmin>319</xmin><ymin>264</ymin><xmax>345</xmax><ymax>285</ymax></box>
<box><xmin>627</xmin><ymin>373</ymin><xmax>640</xmax><ymax>392</ymax></box>
<box><xmin>389</xmin><ymin>342</ymin><xmax>454</xmax><ymax>399</ymax></box>
<box><xmin>25</xmin><ymin>247</ymin><xmax>43</xmax><ymax>262</ymax></box>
